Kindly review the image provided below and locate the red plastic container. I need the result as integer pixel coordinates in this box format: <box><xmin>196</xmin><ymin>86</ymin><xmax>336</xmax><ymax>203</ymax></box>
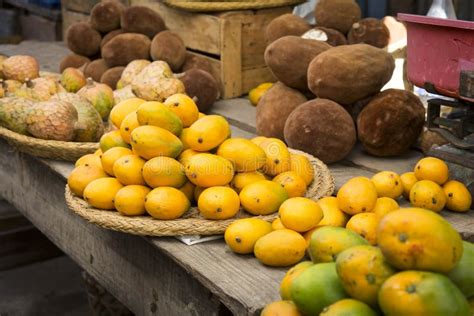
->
<box><xmin>398</xmin><ymin>14</ymin><xmax>474</xmax><ymax>101</ymax></box>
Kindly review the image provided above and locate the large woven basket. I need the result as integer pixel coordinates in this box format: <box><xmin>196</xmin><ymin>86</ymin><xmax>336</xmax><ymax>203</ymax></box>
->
<box><xmin>0</xmin><ymin>126</ymin><xmax>99</xmax><ymax>162</ymax></box>
<box><xmin>163</xmin><ymin>0</ymin><xmax>305</xmax><ymax>12</ymax></box>
<box><xmin>64</xmin><ymin>149</ymin><xmax>334</xmax><ymax>237</ymax></box>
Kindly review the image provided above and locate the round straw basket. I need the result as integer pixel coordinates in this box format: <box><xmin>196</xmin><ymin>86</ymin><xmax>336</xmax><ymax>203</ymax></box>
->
<box><xmin>163</xmin><ymin>0</ymin><xmax>305</xmax><ymax>12</ymax></box>
<box><xmin>64</xmin><ymin>149</ymin><xmax>334</xmax><ymax>237</ymax></box>
<box><xmin>0</xmin><ymin>126</ymin><xmax>99</xmax><ymax>162</ymax></box>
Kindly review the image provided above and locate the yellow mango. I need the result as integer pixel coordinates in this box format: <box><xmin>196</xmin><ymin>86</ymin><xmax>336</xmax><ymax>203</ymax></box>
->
<box><xmin>239</xmin><ymin>180</ymin><xmax>288</xmax><ymax>215</ymax></box>
<box><xmin>187</xmin><ymin>115</ymin><xmax>231</xmax><ymax>151</ymax></box>
<box><xmin>114</xmin><ymin>185</ymin><xmax>151</xmax><ymax>216</ymax></box>
<box><xmin>109</xmin><ymin>97</ymin><xmax>145</xmax><ymax>128</ymax></box>
<box><xmin>142</xmin><ymin>156</ymin><xmax>187</xmax><ymax>188</ymax></box>
<box><xmin>136</xmin><ymin>101</ymin><xmax>183</xmax><ymax>136</ymax></box>
<box><xmin>217</xmin><ymin>138</ymin><xmax>266</xmax><ymax>172</ymax></box>
<box><xmin>145</xmin><ymin>187</ymin><xmax>190</xmax><ymax>220</ymax></box>
<box><xmin>185</xmin><ymin>153</ymin><xmax>234</xmax><ymax>187</ymax></box>
<box><xmin>67</xmin><ymin>164</ymin><xmax>108</xmax><ymax>197</ymax></box>
<box><xmin>259</xmin><ymin>138</ymin><xmax>291</xmax><ymax>176</ymax></box>
<box><xmin>83</xmin><ymin>177</ymin><xmax>123</xmax><ymax>210</ymax></box>
<box><xmin>254</xmin><ymin>229</ymin><xmax>306</xmax><ymax>267</ymax></box>
<box><xmin>130</xmin><ymin>125</ymin><xmax>183</xmax><ymax>160</ymax></box>
<box><xmin>120</xmin><ymin>111</ymin><xmax>140</xmax><ymax>144</ymax></box>
<box><xmin>164</xmin><ymin>93</ymin><xmax>199</xmax><ymax>127</ymax></box>
<box><xmin>230</xmin><ymin>171</ymin><xmax>267</xmax><ymax>193</ymax></box>
<box><xmin>113</xmin><ymin>154</ymin><xmax>146</xmax><ymax>186</ymax></box>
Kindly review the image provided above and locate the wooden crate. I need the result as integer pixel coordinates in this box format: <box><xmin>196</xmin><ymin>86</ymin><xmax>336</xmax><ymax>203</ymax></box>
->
<box><xmin>131</xmin><ymin>0</ymin><xmax>291</xmax><ymax>99</ymax></box>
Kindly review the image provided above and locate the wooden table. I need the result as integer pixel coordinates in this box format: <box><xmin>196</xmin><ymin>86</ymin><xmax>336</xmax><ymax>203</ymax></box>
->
<box><xmin>0</xmin><ymin>99</ymin><xmax>473</xmax><ymax>316</ymax></box>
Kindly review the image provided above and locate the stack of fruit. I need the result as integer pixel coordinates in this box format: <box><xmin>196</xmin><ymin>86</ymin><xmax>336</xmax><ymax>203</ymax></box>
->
<box><xmin>224</xmin><ymin>157</ymin><xmax>471</xmax><ymax>268</ymax></box>
<box><xmin>251</xmin><ymin>157</ymin><xmax>473</xmax><ymax>315</ymax></box>
<box><xmin>62</xmin><ymin>1</ymin><xmax>219</xmax><ymax>112</ymax></box>
<box><xmin>0</xmin><ymin>55</ymin><xmax>110</xmax><ymax>142</ymax></box>
<box><xmin>68</xmin><ymin>96</ymin><xmax>318</xmax><ymax>222</ymax></box>
<box><xmin>253</xmin><ymin>0</ymin><xmax>426</xmax><ymax>164</ymax></box>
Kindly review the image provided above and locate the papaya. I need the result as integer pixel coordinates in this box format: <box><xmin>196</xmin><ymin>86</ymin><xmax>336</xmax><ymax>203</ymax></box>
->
<box><xmin>448</xmin><ymin>241</ymin><xmax>474</xmax><ymax>298</ymax></box>
<box><xmin>378</xmin><ymin>271</ymin><xmax>470</xmax><ymax>316</ymax></box>
<box><xmin>308</xmin><ymin>226</ymin><xmax>369</xmax><ymax>263</ymax></box>
<box><xmin>336</xmin><ymin>245</ymin><xmax>396</xmax><ymax>307</ymax></box>
<box><xmin>377</xmin><ymin>208</ymin><xmax>463</xmax><ymax>273</ymax></box>
<box><xmin>185</xmin><ymin>153</ymin><xmax>234</xmax><ymax>187</ymax></box>
<box><xmin>131</xmin><ymin>125</ymin><xmax>183</xmax><ymax>160</ymax></box>
<box><xmin>290</xmin><ymin>262</ymin><xmax>347</xmax><ymax>315</ymax></box>
<box><xmin>136</xmin><ymin>101</ymin><xmax>183</xmax><ymax>136</ymax></box>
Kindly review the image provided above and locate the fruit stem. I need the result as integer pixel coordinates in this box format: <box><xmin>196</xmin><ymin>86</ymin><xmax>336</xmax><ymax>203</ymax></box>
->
<box><xmin>86</xmin><ymin>77</ymin><xmax>95</xmax><ymax>86</ymax></box>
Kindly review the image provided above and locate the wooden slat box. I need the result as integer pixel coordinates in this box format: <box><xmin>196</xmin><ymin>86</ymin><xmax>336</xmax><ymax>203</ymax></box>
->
<box><xmin>131</xmin><ymin>0</ymin><xmax>291</xmax><ymax>99</ymax></box>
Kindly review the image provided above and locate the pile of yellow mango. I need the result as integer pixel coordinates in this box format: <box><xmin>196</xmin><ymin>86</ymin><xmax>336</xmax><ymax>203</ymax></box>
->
<box><xmin>252</xmin><ymin>157</ymin><xmax>473</xmax><ymax>315</ymax></box>
<box><xmin>67</xmin><ymin>94</ymin><xmax>316</xmax><ymax>221</ymax></box>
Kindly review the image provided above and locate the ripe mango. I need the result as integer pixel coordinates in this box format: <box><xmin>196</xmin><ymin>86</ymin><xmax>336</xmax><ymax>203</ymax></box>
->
<box><xmin>131</xmin><ymin>125</ymin><xmax>183</xmax><ymax>160</ymax></box>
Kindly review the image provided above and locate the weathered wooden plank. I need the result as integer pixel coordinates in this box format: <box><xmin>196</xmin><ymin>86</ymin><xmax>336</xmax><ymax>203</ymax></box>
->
<box><xmin>241</xmin><ymin>66</ymin><xmax>276</xmax><ymax>95</ymax></box>
<box><xmin>240</xmin><ymin>7</ymin><xmax>291</xmax><ymax>68</ymax></box>
<box><xmin>150</xmin><ymin>238</ymin><xmax>285</xmax><ymax>316</ymax></box>
<box><xmin>345</xmin><ymin>143</ymin><xmax>423</xmax><ymax>175</ymax></box>
<box><xmin>0</xmin><ymin>140</ymin><xmax>225</xmax><ymax>316</ymax></box>
<box><xmin>220</xmin><ymin>16</ymin><xmax>243</xmax><ymax>99</ymax></box>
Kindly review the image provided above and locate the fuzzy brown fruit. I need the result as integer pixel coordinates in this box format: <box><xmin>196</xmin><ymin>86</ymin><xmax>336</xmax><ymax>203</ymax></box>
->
<box><xmin>256</xmin><ymin>82</ymin><xmax>307</xmax><ymax>140</ymax></box>
<box><xmin>348</xmin><ymin>18</ymin><xmax>390</xmax><ymax>48</ymax></box>
<box><xmin>180</xmin><ymin>69</ymin><xmax>219</xmax><ymax>113</ymax></box>
<box><xmin>307</xmin><ymin>44</ymin><xmax>394</xmax><ymax>105</ymax></box>
<box><xmin>100</xmin><ymin>67</ymin><xmax>125</xmax><ymax>89</ymax></box>
<box><xmin>265</xmin><ymin>36</ymin><xmax>331</xmax><ymax>91</ymax></box>
<box><xmin>102</xmin><ymin>33</ymin><xmax>151</xmax><ymax>67</ymax></box>
<box><xmin>66</xmin><ymin>22</ymin><xmax>102</xmax><ymax>57</ymax></box>
<box><xmin>357</xmin><ymin>89</ymin><xmax>425</xmax><ymax>157</ymax></box>
<box><xmin>90</xmin><ymin>1</ymin><xmax>124</xmax><ymax>33</ymax></box>
<box><xmin>83</xmin><ymin>59</ymin><xmax>109</xmax><ymax>83</ymax></box>
<box><xmin>265</xmin><ymin>13</ymin><xmax>311</xmax><ymax>44</ymax></box>
<box><xmin>314</xmin><ymin>0</ymin><xmax>361</xmax><ymax>34</ymax></box>
<box><xmin>100</xmin><ymin>29</ymin><xmax>125</xmax><ymax>48</ymax></box>
<box><xmin>121</xmin><ymin>6</ymin><xmax>166</xmax><ymax>38</ymax></box>
<box><xmin>302</xmin><ymin>27</ymin><xmax>347</xmax><ymax>46</ymax></box>
<box><xmin>182</xmin><ymin>53</ymin><xmax>213</xmax><ymax>74</ymax></box>
<box><xmin>284</xmin><ymin>98</ymin><xmax>356</xmax><ymax>164</ymax></box>
<box><xmin>59</xmin><ymin>54</ymin><xmax>90</xmax><ymax>73</ymax></box>
<box><xmin>150</xmin><ymin>31</ymin><xmax>186</xmax><ymax>72</ymax></box>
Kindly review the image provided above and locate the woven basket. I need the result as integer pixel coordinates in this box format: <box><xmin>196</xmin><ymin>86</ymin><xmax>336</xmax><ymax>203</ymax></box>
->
<box><xmin>163</xmin><ymin>0</ymin><xmax>305</xmax><ymax>12</ymax></box>
<box><xmin>0</xmin><ymin>126</ymin><xmax>99</xmax><ymax>162</ymax></box>
<box><xmin>64</xmin><ymin>149</ymin><xmax>334</xmax><ymax>237</ymax></box>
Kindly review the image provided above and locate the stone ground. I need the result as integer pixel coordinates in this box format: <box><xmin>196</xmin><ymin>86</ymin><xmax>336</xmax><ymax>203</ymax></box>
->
<box><xmin>0</xmin><ymin>41</ymin><xmax>91</xmax><ymax>316</ymax></box>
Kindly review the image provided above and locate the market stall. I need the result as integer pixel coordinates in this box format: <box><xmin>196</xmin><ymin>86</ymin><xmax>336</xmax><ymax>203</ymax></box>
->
<box><xmin>0</xmin><ymin>0</ymin><xmax>473</xmax><ymax>315</ymax></box>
